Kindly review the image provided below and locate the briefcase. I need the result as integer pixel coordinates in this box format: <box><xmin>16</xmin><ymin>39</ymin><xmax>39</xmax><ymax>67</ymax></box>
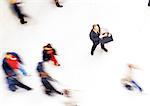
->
<box><xmin>102</xmin><ymin>34</ymin><xmax>113</xmax><ymax>44</ymax></box>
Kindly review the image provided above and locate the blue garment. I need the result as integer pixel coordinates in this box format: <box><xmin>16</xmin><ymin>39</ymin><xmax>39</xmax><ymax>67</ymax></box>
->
<box><xmin>6</xmin><ymin>76</ymin><xmax>31</xmax><ymax>91</ymax></box>
<box><xmin>37</xmin><ymin>62</ymin><xmax>44</xmax><ymax>72</ymax></box>
<box><xmin>7</xmin><ymin>77</ymin><xmax>18</xmax><ymax>91</ymax></box>
<box><xmin>131</xmin><ymin>80</ymin><xmax>143</xmax><ymax>92</ymax></box>
<box><xmin>37</xmin><ymin>62</ymin><xmax>55</xmax><ymax>81</ymax></box>
<box><xmin>19</xmin><ymin>66</ymin><xmax>27</xmax><ymax>76</ymax></box>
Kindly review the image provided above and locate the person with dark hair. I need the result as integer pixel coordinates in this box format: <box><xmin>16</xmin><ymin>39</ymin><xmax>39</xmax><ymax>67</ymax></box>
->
<box><xmin>2</xmin><ymin>52</ymin><xmax>32</xmax><ymax>92</ymax></box>
<box><xmin>37</xmin><ymin>62</ymin><xmax>64</xmax><ymax>96</ymax></box>
<box><xmin>54</xmin><ymin>0</ymin><xmax>63</xmax><ymax>8</ymax></box>
<box><xmin>89</xmin><ymin>24</ymin><xmax>113</xmax><ymax>55</ymax></box>
<box><xmin>42</xmin><ymin>43</ymin><xmax>60</xmax><ymax>66</ymax></box>
<box><xmin>9</xmin><ymin>0</ymin><xmax>28</xmax><ymax>24</ymax></box>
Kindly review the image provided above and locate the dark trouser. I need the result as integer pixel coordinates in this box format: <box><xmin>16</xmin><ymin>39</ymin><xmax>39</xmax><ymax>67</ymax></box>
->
<box><xmin>148</xmin><ymin>0</ymin><xmax>150</xmax><ymax>6</ymax></box>
<box><xmin>91</xmin><ymin>42</ymin><xmax>107</xmax><ymax>55</ymax></box>
<box><xmin>41</xmin><ymin>78</ymin><xmax>62</xmax><ymax>95</ymax></box>
<box><xmin>7</xmin><ymin>77</ymin><xmax>32</xmax><ymax>91</ymax></box>
<box><xmin>11</xmin><ymin>3</ymin><xmax>26</xmax><ymax>23</ymax></box>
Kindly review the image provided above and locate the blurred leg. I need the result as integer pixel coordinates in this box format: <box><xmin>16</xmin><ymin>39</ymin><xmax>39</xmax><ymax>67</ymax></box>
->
<box><xmin>7</xmin><ymin>77</ymin><xmax>17</xmax><ymax>92</ymax></box>
<box><xmin>14</xmin><ymin>79</ymin><xmax>32</xmax><ymax>90</ymax></box>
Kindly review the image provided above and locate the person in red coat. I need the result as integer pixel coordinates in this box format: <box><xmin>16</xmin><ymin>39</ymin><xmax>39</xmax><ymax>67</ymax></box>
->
<box><xmin>2</xmin><ymin>52</ymin><xmax>32</xmax><ymax>92</ymax></box>
<box><xmin>43</xmin><ymin>44</ymin><xmax>60</xmax><ymax>66</ymax></box>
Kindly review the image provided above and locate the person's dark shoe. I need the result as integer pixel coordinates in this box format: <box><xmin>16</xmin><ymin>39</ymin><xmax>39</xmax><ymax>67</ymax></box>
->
<box><xmin>54</xmin><ymin>63</ymin><xmax>60</xmax><ymax>66</ymax></box>
<box><xmin>148</xmin><ymin>3</ymin><xmax>150</xmax><ymax>6</ymax></box>
<box><xmin>11</xmin><ymin>89</ymin><xmax>17</xmax><ymax>92</ymax></box>
<box><xmin>125</xmin><ymin>84</ymin><xmax>133</xmax><ymax>91</ymax></box>
<box><xmin>91</xmin><ymin>51</ymin><xmax>94</xmax><ymax>55</ymax></box>
<box><xmin>138</xmin><ymin>87</ymin><xmax>143</xmax><ymax>92</ymax></box>
<box><xmin>45</xmin><ymin>90</ymin><xmax>54</xmax><ymax>96</ymax></box>
<box><xmin>20</xmin><ymin>19</ymin><xmax>27</xmax><ymax>24</ymax></box>
<box><xmin>102</xmin><ymin>48</ymin><xmax>108</xmax><ymax>52</ymax></box>
<box><xmin>27</xmin><ymin>88</ymin><xmax>32</xmax><ymax>91</ymax></box>
<box><xmin>56</xmin><ymin>2</ymin><xmax>63</xmax><ymax>7</ymax></box>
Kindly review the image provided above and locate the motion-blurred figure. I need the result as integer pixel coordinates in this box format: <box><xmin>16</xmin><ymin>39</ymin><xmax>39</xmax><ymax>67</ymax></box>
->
<box><xmin>89</xmin><ymin>24</ymin><xmax>113</xmax><ymax>55</ymax></box>
<box><xmin>43</xmin><ymin>43</ymin><xmax>60</xmax><ymax>66</ymax></box>
<box><xmin>121</xmin><ymin>64</ymin><xmax>143</xmax><ymax>92</ymax></box>
<box><xmin>63</xmin><ymin>89</ymin><xmax>78</xmax><ymax>106</ymax></box>
<box><xmin>37</xmin><ymin>62</ymin><xmax>64</xmax><ymax>96</ymax></box>
<box><xmin>9</xmin><ymin>0</ymin><xmax>28</xmax><ymax>24</ymax></box>
<box><xmin>2</xmin><ymin>52</ymin><xmax>32</xmax><ymax>92</ymax></box>
<box><xmin>54</xmin><ymin>0</ymin><xmax>63</xmax><ymax>8</ymax></box>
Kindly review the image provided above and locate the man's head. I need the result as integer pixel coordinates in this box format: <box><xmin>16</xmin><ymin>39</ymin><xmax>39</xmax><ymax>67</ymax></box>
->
<box><xmin>93</xmin><ymin>24</ymin><xmax>100</xmax><ymax>33</ymax></box>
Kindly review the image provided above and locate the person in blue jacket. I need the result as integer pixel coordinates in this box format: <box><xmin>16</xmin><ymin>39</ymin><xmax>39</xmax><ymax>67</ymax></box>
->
<box><xmin>37</xmin><ymin>62</ymin><xmax>63</xmax><ymax>96</ymax></box>
<box><xmin>89</xmin><ymin>24</ymin><xmax>108</xmax><ymax>55</ymax></box>
<box><xmin>2</xmin><ymin>52</ymin><xmax>32</xmax><ymax>92</ymax></box>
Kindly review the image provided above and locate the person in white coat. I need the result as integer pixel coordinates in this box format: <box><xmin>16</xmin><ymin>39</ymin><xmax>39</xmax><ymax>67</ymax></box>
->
<box><xmin>121</xmin><ymin>64</ymin><xmax>143</xmax><ymax>92</ymax></box>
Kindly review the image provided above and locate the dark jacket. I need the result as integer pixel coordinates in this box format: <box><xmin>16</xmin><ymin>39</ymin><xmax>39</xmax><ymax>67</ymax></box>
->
<box><xmin>43</xmin><ymin>50</ymin><xmax>51</xmax><ymax>61</ymax></box>
<box><xmin>90</xmin><ymin>30</ymin><xmax>101</xmax><ymax>43</ymax></box>
<box><xmin>42</xmin><ymin>49</ymin><xmax>57</xmax><ymax>61</ymax></box>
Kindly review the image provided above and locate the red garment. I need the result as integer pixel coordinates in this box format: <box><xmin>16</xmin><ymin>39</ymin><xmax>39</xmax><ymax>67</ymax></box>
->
<box><xmin>47</xmin><ymin>49</ymin><xmax>59</xmax><ymax>65</ymax></box>
<box><xmin>6</xmin><ymin>55</ymin><xmax>20</xmax><ymax>70</ymax></box>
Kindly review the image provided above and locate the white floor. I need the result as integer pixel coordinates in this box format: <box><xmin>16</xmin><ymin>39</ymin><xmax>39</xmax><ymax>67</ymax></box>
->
<box><xmin>1</xmin><ymin>0</ymin><xmax>150</xmax><ymax>105</ymax></box>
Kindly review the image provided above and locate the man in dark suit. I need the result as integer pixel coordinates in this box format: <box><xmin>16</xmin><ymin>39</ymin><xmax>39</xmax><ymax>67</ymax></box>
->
<box><xmin>89</xmin><ymin>24</ymin><xmax>107</xmax><ymax>55</ymax></box>
<box><xmin>89</xmin><ymin>24</ymin><xmax>113</xmax><ymax>55</ymax></box>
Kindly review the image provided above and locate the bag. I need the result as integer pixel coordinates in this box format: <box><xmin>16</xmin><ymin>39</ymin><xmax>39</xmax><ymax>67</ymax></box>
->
<box><xmin>101</xmin><ymin>34</ymin><xmax>113</xmax><ymax>44</ymax></box>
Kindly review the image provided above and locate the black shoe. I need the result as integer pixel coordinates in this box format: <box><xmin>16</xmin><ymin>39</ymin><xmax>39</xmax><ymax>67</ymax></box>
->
<box><xmin>91</xmin><ymin>52</ymin><xmax>94</xmax><ymax>55</ymax></box>
<box><xmin>102</xmin><ymin>48</ymin><xmax>108</xmax><ymax>52</ymax></box>
<box><xmin>56</xmin><ymin>2</ymin><xmax>63</xmax><ymax>7</ymax></box>
<box><xmin>60</xmin><ymin>92</ymin><xmax>64</xmax><ymax>95</ymax></box>
<box><xmin>138</xmin><ymin>87</ymin><xmax>143</xmax><ymax>92</ymax></box>
<box><xmin>125</xmin><ymin>84</ymin><xmax>133</xmax><ymax>91</ymax></box>
<box><xmin>45</xmin><ymin>90</ymin><xmax>54</xmax><ymax>96</ymax></box>
<box><xmin>20</xmin><ymin>20</ymin><xmax>27</xmax><ymax>24</ymax></box>
<box><xmin>11</xmin><ymin>89</ymin><xmax>17</xmax><ymax>92</ymax></box>
<box><xmin>27</xmin><ymin>88</ymin><xmax>32</xmax><ymax>91</ymax></box>
<box><xmin>148</xmin><ymin>3</ymin><xmax>150</xmax><ymax>6</ymax></box>
<box><xmin>45</xmin><ymin>90</ymin><xmax>50</xmax><ymax>95</ymax></box>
